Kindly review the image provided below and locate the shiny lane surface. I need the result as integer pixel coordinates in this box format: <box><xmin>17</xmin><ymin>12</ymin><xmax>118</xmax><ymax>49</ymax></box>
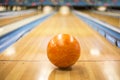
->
<box><xmin>0</xmin><ymin>11</ymin><xmax>40</xmax><ymax>27</ymax></box>
<box><xmin>82</xmin><ymin>11</ymin><xmax>120</xmax><ymax>29</ymax></box>
<box><xmin>0</xmin><ymin>13</ymin><xmax>120</xmax><ymax>80</ymax></box>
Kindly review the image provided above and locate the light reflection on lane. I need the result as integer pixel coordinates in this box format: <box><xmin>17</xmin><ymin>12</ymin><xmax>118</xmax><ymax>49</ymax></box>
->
<box><xmin>4</xmin><ymin>46</ymin><xmax>16</xmax><ymax>56</ymax></box>
<box><xmin>90</xmin><ymin>48</ymin><xmax>100</xmax><ymax>56</ymax></box>
<box><xmin>98</xmin><ymin>61</ymin><xmax>120</xmax><ymax>80</ymax></box>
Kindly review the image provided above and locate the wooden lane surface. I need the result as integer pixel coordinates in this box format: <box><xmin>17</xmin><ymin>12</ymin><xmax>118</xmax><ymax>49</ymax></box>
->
<box><xmin>0</xmin><ymin>11</ymin><xmax>41</xmax><ymax>27</ymax></box>
<box><xmin>0</xmin><ymin>13</ymin><xmax>120</xmax><ymax>80</ymax></box>
<box><xmin>82</xmin><ymin>11</ymin><xmax>120</xmax><ymax>29</ymax></box>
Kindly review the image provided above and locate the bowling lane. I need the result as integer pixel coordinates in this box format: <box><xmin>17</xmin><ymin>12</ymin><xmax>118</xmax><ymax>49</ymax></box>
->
<box><xmin>0</xmin><ymin>13</ymin><xmax>120</xmax><ymax>80</ymax></box>
<box><xmin>0</xmin><ymin>11</ymin><xmax>40</xmax><ymax>27</ymax></box>
<box><xmin>0</xmin><ymin>13</ymin><xmax>120</xmax><ymax>61</ymax></box>
<box><xmin>82</xmin><ymin>11</ymin><xmax>120</xmax><ymax>29</ymax></box>
<box><xmin>0</xmin><ymin>61</ymin><xmax>120</xmax><ymax>80</ymax></box>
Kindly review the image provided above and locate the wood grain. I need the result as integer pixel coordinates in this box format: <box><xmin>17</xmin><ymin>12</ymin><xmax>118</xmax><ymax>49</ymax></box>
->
<box><xmin>0</xmin><ymin>13</ymin><xmax>120</xmax><ymax>80</ymax></box>
<box><xmin>0</xmin><ymin>11</ymin><xmax>41</xmax><ymax>27</ymax></box>
<box><xmin>82</xmin><ymin>11</ymin><xmax>120</xmax><ymax>29</ymax></box>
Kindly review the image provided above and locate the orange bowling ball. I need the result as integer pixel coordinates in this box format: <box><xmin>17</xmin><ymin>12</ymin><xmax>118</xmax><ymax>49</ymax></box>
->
<box><xmin>47</xmin><ymin>34</ymin><xmax>80</xmax><ymax>68</ymax></box>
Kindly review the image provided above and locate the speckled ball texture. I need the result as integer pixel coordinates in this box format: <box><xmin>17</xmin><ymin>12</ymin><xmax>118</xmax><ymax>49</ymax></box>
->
<box><xmin>47</xmin><ymin>34</ymin><xmax>80</xmax><ymax>68</ymax></box>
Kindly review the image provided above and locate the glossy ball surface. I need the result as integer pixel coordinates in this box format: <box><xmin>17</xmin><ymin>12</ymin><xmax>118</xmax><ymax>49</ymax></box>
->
<box><xmin>47</xmin><ymin>34</ymin><xmax>80</xmax><ymax>68</ymax></box>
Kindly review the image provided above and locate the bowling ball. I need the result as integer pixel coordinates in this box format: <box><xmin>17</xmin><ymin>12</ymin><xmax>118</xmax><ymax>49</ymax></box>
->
<box><xmin>47</xmin><ymin>34</ymin><xmax>80</xmax><ymax>68</ymax></box>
